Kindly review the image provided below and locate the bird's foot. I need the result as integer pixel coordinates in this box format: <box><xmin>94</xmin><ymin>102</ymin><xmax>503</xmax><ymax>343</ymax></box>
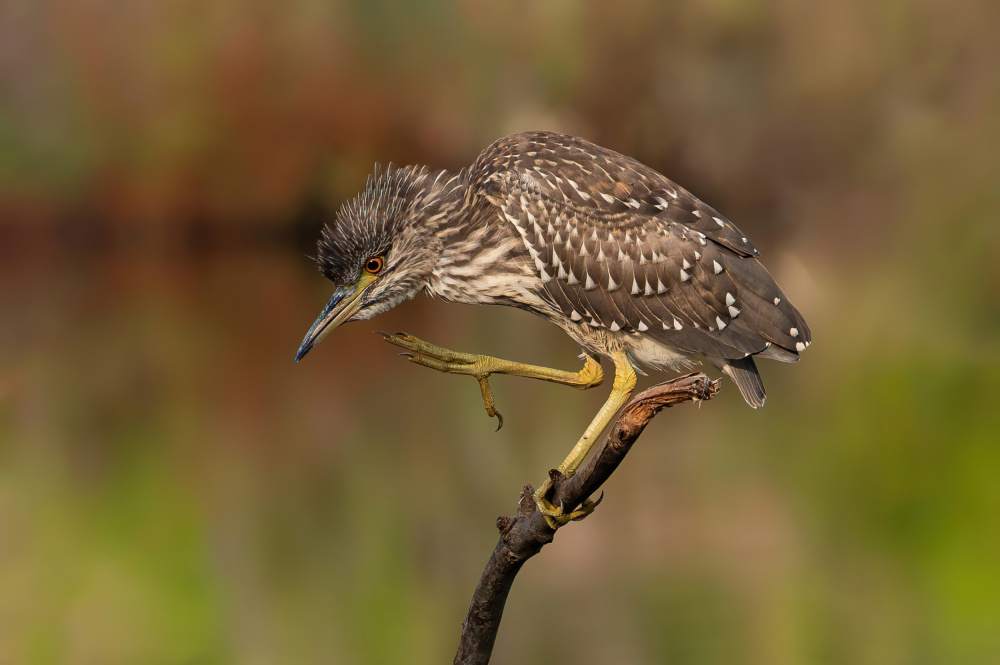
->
<box><xmin>533</xmin><ymin>475</ymin><xmax>602</xmax><ymax>529</ymax></box>
<box><xmin>377</xmin><ymin>332</ymin><xmax>503</xmax><ymax>430</ymax></box>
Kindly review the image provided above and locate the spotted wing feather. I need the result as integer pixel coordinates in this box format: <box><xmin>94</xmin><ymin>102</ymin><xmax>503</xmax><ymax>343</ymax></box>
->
<box><xmin>470</xmin><ymin>131</ymin><xmax>812</xmax><ymax>364</ymax></box>
<box><xmin>472</xmin><ymin>130</ymin><xmax>759</xmax><ymax>258</ymax></box>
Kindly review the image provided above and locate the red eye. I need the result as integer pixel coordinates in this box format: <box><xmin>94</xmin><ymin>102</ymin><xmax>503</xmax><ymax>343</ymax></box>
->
<box><xmin>364</xmin><ymin>257</ymin><xmax>384</xmax><ymax>274</ymax></box>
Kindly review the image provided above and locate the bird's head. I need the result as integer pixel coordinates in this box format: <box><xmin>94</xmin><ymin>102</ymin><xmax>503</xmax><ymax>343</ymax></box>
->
<box><xmin>295</xmin><ymin>165</ymin><xmax>458</xmax><ymax>362</ymax></box>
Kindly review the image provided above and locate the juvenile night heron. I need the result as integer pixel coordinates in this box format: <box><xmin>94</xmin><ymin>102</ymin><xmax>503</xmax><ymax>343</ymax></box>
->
<box><xmin>296</xmin><ymin>131</ymin><xmax>811</xmax><ymax>524</ymax></box>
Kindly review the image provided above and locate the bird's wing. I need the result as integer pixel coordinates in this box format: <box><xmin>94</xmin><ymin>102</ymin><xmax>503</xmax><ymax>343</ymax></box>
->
<box><xmin>469</xmin><ymin>131</ymin><xmax>811</xmax><ymax>361</ymax></box>
<box><xmin>470</xmin><ymin>130</ymin><xmax>759</xmax><ymax>258</ymax></box>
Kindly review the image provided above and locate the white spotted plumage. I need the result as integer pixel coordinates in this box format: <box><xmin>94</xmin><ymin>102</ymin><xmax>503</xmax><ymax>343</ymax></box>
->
<box><xmin>317</xmin><ymin>131</ymin><xmax>811</xmax><ymax>408</ymax></box>
<box><xmin>463</xmin><ymin>131</ymin><xmax>811</xmax><ymax>406</ymax></box>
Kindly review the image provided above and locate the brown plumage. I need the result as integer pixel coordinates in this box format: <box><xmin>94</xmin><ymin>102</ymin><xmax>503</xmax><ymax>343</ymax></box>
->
<box><xmin>465</xmin><ymin>131</ymin><xmax>811</xmax><ymax>406</ymax></box>
<box><xmin>298</xmin><ymin>131</ymin><xmax>812</xmax><ymax>407</ymax></box>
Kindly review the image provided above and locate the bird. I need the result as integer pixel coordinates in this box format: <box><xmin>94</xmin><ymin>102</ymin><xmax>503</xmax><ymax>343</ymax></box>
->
<box><xmin>295</xmin><ymin>130</ymin><xmax>811</xmax><ymax>525</ymax></box>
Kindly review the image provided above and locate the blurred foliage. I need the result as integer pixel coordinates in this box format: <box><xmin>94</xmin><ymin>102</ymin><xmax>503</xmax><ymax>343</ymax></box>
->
<box><xmin>1</xmin><ymin>0</ymin><xmax>998</xmax><ymax>663</ymax></box>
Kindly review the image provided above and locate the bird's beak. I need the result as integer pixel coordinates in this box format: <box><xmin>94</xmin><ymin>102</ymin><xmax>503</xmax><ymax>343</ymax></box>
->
<box><xmin>294</xmin><ymin>279</ymin><xmax>373</xmax><ymax>362</ymax></box>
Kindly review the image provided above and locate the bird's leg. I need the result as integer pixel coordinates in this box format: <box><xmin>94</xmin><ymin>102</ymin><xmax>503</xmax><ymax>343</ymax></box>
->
<box><xmin>378</xmin><ymin>332</ymin><xmax>604</xmax><ymax>428</ymax></box>
<box><xmin>380</xmin><ymin>332</ymin><xmax>634</xmax><ymax>527</ymax></box>
<box><xmin>535</xmin><ymin>352</ymin><xmax>636</xmax><ymax>528</ymax></box>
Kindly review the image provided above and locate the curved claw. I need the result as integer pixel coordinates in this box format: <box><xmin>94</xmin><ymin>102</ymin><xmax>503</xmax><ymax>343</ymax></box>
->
<box><xmin>494</xmin><ymin>410</ymin><xmax>504</xmax><ymax>432</ymax></box>
<box><xmin>570</xmin><ymin>492</ymin><xmax>604</xmax><ymax>521</ymax></box>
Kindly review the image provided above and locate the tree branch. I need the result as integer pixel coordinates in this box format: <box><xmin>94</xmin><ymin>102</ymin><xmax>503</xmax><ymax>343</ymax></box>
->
<box><xmin>453</xmin><ymin>372</ymin><xmax>720</xmax><ymax>664</ymax></box>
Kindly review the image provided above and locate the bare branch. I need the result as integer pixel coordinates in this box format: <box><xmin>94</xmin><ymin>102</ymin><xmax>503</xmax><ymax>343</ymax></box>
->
<box><xmin>454</xmin><ymin>372</ymin><xmax>720</xmax><ymax>664</ymax></box>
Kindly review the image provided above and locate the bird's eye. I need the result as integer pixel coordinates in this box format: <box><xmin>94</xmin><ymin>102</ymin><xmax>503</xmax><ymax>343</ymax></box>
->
<box><xmin>364</xmin><ymin>257</ymin><xmax>384</xmax><ymax>275</ymax></box>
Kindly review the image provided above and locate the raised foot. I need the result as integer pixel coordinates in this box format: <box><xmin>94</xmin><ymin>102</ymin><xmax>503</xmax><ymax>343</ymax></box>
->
<box><xmin>378</xmin><ymin>332</ymin><xmax>479</xmax><ymax>366</ymax></box>
<box><xmin>376</xmin><ymin>331</ymin><xmax>504</xmax><ymax>430</ymax></box>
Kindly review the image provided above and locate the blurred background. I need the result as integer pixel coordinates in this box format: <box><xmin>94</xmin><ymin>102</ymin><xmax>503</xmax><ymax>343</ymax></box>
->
<box><xmin>1</xmin><ymin>0</ymin><xmax>998</xmax><ymax>663</ymax></box>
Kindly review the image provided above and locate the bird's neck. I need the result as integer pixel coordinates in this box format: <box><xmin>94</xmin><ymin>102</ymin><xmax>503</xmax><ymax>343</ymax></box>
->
<box><xmin>417</xmin><ymin>173</ymin><xmax>542</xmax><ymax>309</ymax></box>
<box><xmin>402</xmin><ymin>168</ymin><xmax>466</xmax><ymax>231</ymax></box>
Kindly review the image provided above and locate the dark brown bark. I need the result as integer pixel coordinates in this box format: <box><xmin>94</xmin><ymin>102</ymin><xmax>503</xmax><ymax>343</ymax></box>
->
<box><xmin>454</xmin><ymin>372</ymin><xmax>720</xmax><ymax>665</ymax></box>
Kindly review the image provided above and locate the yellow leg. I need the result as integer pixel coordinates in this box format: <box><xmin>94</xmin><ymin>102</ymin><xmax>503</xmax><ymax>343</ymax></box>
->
<box><xmin>379</xmin><ymin>332</ymin><xmax>604</xmax><ymax>426</ymax></box>
<box><xmin>380</xmin><ymin>332</ymin><xmax>636</xmax><ymax>529</ymax></box>
<box><xmin>554</xmin><ymin>352</ymin><xmax>636</xmax><ymax>476</ymax></box>
<box><xmin>535</xmin><ymin>352</ymin><xmax>636</xmax><ymax>527</ymax></box>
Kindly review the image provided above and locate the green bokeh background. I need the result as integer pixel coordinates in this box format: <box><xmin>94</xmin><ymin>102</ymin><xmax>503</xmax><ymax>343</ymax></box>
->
<box><xmin>1</xmin><ymin>1</ymin><xmax>998</xmax><ymax>663</ymax></box>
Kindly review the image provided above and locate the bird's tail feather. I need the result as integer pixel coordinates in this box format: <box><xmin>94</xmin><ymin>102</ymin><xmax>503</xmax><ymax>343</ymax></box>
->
<box><xmin>710</xmin><ymin>355</ymin><xmax>766</xmax><ymax>408</ymax></box>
